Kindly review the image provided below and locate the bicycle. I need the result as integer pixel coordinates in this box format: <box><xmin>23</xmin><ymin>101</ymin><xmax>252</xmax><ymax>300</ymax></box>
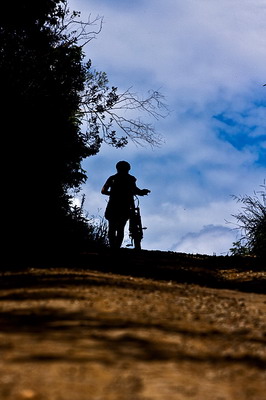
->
<box><xmin>128</xmin><ymin>196</ymin><xmax>147</xmax><ymax>250</ymax></box>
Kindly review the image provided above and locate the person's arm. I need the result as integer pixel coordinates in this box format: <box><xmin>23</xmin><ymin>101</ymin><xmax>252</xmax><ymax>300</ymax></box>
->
<box><xmin>137</xmin><ymin>188</ymin><xmax>151</xmax><ymax>196</ymax></box>
<box><xmin>134</xmin><ymin>178</ymin><xmax>151</xmax><ymax>196</ymax></box>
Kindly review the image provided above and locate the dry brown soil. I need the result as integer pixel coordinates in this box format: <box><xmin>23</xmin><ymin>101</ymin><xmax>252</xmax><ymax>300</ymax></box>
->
<box><xmin>0</xmin><ymin>250</ymin><xmax>265</xmax><ymax>400</ymax></box>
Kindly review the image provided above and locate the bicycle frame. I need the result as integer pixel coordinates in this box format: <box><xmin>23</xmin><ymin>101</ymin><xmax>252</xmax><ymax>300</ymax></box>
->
<box><xmin>128</xmin><ymin>196</ymin><xmax>145</xmax><ymax>250</ymax></box>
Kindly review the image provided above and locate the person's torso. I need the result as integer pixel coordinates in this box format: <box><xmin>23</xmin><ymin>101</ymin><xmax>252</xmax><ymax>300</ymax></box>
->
<box><xmin>108</xmin><ymin>173</ymin><xmax>136</xmax><ymax>203</ymax></box>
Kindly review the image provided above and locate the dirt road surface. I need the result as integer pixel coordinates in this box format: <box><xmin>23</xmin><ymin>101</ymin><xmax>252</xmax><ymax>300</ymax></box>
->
<box><xmin>0</xmin><ymin>251</ymin><xmax>265</xmax><ymax>400</ymax></box>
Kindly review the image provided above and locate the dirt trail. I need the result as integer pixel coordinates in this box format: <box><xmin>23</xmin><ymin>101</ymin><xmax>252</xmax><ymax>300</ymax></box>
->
<box><xmin>0</xmin><ymin>251</ymin><xmax>265</xmax><ymax>400</ymax></box>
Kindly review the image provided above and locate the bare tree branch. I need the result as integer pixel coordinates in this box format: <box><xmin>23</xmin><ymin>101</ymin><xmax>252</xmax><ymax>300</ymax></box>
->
<box><xmin>57</xmin><ymin>2</ymin><xmax>169</xmax><ymax>149</ymax></box>
<box><xmin>80</xmin><ymin>75</ymin><xmax>169</xmax><ymax>147</ymax></box>
<box><xmin>51</xmin><ymin>3</ymin><xmax>103</xmax><ymax>47</ymax></box>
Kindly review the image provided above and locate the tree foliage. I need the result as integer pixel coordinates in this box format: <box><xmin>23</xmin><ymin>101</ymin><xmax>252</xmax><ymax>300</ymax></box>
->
<box><xmin>1</xmin><ymin>1</ymin><xmax>166</xmax><ymax>257</ymax></box>
<box><xmin>230</xmin><ymin>183</ymin><xmax>266</xmax><ymax>258</ymax></box>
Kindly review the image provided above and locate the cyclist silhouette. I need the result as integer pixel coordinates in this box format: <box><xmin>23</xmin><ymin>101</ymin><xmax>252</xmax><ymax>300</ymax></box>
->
<box><xmin>101</xmin><ymin>161</ymin><xmax>150</xmax><ymax>248</ymax></box>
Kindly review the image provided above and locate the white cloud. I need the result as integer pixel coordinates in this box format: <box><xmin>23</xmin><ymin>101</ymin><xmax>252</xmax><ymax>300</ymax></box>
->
<box><xmin>172</xmin><ymin>225</ymin><xmax>237</xmax><ymax>255</ymax></box>
<box><xmin>71</xmin><ymin>0</ymin><xmax>266</xmax><ymax>95</ymax></box>
<box><xmin>139</xmin><ymin>199</ymin><xmax>241</xmax><ymax>253</ymax></box>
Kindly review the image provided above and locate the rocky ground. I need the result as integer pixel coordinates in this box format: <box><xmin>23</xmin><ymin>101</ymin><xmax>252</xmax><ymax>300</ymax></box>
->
<box><xmin>0</xmin><ymin>250</ymin><xmax>265</xmax><ymax>400</ymax></box>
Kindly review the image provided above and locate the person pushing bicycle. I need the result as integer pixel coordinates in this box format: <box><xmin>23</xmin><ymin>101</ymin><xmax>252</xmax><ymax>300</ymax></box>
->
<box><xmin>101</xmin><ymin>161</ymin><xmax>150</xmax><ymax>249</ymax></box>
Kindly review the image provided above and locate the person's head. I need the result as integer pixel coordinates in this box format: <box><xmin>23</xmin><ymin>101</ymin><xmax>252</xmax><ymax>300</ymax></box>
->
<box><xmin>116</xmin><ymin>160</ymin><xmax>131</xmax><ymax>174</ymax></box>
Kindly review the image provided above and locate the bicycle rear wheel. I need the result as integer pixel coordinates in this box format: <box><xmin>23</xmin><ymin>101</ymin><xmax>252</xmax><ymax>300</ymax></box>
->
<box><xmin>129</xmin><ymin>206</ymin><xmax>143</xmax><ymax>250</ymax></box>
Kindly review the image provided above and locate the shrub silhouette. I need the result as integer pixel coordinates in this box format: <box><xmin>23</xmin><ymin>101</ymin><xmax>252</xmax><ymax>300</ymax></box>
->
<box><xmin>231</xmin><ymin>183</ymin><xmax>266</xmax><ymax>259</ymax></box>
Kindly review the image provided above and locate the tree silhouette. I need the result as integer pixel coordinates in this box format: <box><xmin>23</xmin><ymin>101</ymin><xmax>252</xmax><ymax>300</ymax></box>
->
<box><xmin>1</xmin><ymin>1</ymin><xmax>166</xmax><ymax>258</ymax></box>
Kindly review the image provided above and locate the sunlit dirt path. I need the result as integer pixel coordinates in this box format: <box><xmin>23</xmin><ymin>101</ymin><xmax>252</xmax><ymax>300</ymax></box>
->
<box><xmin>0</xmin><ymin>252</ymin><xmax>265</xmax><ymax>400</ymax></box>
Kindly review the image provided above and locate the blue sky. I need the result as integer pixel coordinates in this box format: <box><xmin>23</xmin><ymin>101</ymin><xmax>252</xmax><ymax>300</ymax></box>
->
<box><xmin>69</xmin><ymin>0</ymin><xmax>266</xmax><ymax>254</ymax></box>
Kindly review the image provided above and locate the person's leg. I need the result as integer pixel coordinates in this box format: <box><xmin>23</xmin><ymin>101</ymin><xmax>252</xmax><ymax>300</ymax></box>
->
<box><xmin>108</xmin><ymin>217</ymin><xmax>128</xmax><ymax>248</ymax></box>
<box><xmin>108</xmin><ymin>219</ymin><xmax>117</xmax><ymax>248</ymax></box>
<box><xmin>116</xmin><ymin>218</ymin><xmax>128</xmax><ymax>248</ymax></box>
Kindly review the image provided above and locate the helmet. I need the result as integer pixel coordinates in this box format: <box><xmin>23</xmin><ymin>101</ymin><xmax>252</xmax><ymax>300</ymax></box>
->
<box><xmin>116</xmin><ymin>161</ymin><xmax>131</xmax><ymax>172</ymax></box>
